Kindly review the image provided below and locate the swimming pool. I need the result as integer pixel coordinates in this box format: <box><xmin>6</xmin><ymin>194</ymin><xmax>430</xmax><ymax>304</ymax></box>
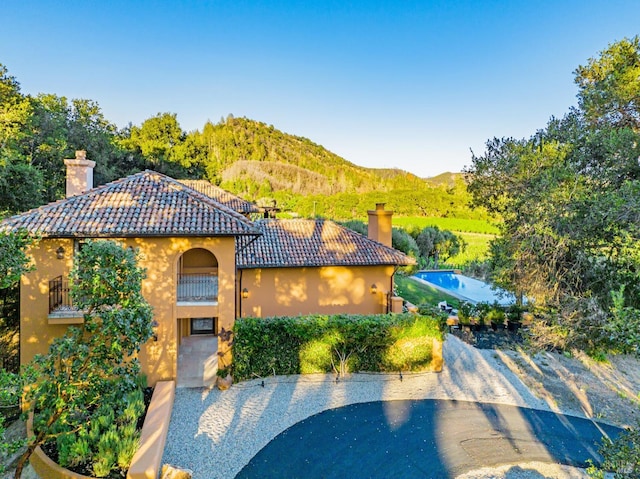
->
<box><xmin>413</xmin><ymin>270</ymin><xmax>516</xmax><ymax>305</ymax></box>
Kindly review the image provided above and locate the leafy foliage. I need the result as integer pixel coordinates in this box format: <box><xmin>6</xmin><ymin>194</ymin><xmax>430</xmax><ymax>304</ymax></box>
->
<box><xmin>0</xmin><ymin>162</ymin><xmax>43</xmax><ymax>217</ymax></box>
<box><xmin>414</xmin><ymin>226</ymin><xmax>465</xmax><ymax>268</ymax></box>
<box><xmin>392</xmin><ymin>228</ymin><xmax>420</xmax><ymax>260</ymax></box>
<box><xmin>0</xmin><ymin>368</ymin><xmax>21</xmax><ymax>411</ymax></box>
<box><xmin>606</xmin><ymin>287</ymin><xmax>640</xmax><ymax>356</ymax></box>
<box><xmin>14</xmin><ymin>240</ymin><xmax>153</xmax><ymax>478</ymax></box>
<box><xmin>465</xmin><ymin>37</ymin><xmax>640</xmax><ymax>351</ymax></box>
<box><xmin>391</xmin><ymin>218</ymin><xmax>496</xmax><ymax>268</ymax></box>
<box><xmin>233</xmin><ymin>313</ymin><xmax>446</xmax><ymax>381</ymax></box>
<box><xmin>0</xmin><ymin>230</ymin><xmax>34</xmax><ymax>289</ymax></box>
<box><xmin>576</xmin><ymin>36</ymin><xmax>640</xmax><ymax>130</ymax></box>
<box><xmin>340</xmin><ymin>220</ymin><xmax>467</xmax><ymax>270</ymax></box>
<box><xmin>0</xmin><ymin>230</ymin><xmax>34</xmax><ymax>371</ymax></box>
<box><xmin>118</xmin><ymin>112</ymin><xmax>202</xmax><ymax>178</ymax></box>
<box><xmin>0</xmin><ymin>368</ymin><xmax>26</xmax><ymax>474</ymax></box>
<box><xmin>587</xmin><ymin>421</ymin><xmax>640</xmax><ymax>479</ymax></box>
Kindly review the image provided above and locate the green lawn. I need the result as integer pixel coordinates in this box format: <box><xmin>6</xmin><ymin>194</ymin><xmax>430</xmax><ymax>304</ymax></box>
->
<box><xmin>393</xmin><ymin>217</ymin><xmax>495</xmax><ymax>267</ymax></box>
<box><xmin>395</xmin><ymin>274</ymin><xmax>461</xmax><ymax>308</ymax></box>
<box><xmin>447</xmin><ymin>231</ymin><xmax>494</xmax><ymax>266</ymax></box>
<box><xmin>393</xmin><ymin>216</ymin><xmax>500</xmax><ymax>235</ymax></box>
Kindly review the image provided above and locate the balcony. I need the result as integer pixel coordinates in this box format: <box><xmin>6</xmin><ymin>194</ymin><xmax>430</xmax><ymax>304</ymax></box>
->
<box><xmin>49</xmin><ymin>276</ymin><xmax>73</xmax><ymax>312</ymax></box>
<box><xmin>48</xmin><ymin>276</ymin><xmax>83</xmax><ymax>323</ymax></box>
<box><xmin>177</xmin><ymin>273</ymin><xmax>218</xmax><ymax>303</ymax></box>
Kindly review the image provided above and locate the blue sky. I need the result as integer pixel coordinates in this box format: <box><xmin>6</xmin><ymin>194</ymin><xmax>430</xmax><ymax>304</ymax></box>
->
<box><xmin>3</xmin><ymin>1</ymin><xmax>639</xmax><ymax>177</ymax></box>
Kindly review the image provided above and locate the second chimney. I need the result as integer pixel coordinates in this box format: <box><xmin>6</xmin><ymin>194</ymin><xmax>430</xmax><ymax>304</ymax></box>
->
<box><xmin>367</xmin><ymin>203</ymin><xmax>393</xmax><ymax>248</ymax></box>
<box><xmin>64</xmin><ymin>150</ymin><xmax>95</xmax><ymax>197</ymax></box>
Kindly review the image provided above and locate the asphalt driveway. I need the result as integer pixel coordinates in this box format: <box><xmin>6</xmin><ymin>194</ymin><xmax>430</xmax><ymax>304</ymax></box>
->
<box><xmin>236</xmin><ymin>399</ymin><xmax>621</xmax><ymax>479</ymax></box>
<box><xmin>162</xmin><ymin>335</ymin><xmax>622</xmax><ymax>479</ymax></box>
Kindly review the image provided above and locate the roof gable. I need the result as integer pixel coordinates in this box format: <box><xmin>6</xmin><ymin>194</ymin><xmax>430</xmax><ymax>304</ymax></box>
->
<box><xmin>1</xmin><ymin>171</ymin><xmax>259</xmax><ymax>238</ymax></box>
<box><xmin>237</xmin><ymin>219</ymin><xmax>414</xmax><ymax>268</ymax></box>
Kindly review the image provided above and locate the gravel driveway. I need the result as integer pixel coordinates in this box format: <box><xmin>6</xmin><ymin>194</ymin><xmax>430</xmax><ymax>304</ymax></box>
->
<box><xmin>162</xmin><ymin>335</ymin><xmax>602</xmax><ymax>479</ymax></box>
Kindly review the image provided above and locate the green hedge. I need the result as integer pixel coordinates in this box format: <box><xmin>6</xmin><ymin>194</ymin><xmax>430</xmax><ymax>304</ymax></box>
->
<box><xmin>233</xmin><ymin>313</ymin><xmax>446</xmax><ymax>381</ymax></box>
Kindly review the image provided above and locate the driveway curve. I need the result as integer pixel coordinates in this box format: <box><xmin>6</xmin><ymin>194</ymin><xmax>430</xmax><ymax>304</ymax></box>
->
<box><xmin>236</xmin><ymin>399</ymin><xmax>621</xmax><ymax>479</ymax></box>
<box><xmin>162</xmin><ymin>335</ymin><xmax>621</xmax><ymax>479</ymax></box>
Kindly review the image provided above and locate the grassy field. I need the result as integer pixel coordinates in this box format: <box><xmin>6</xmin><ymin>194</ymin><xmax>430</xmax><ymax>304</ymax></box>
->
<box><xmin>448</xmin><ymin>231</ymin><xmax>494</xmax><ymax>266</ymax></box>
<box><xmin>393</xmin><ymin>216</ymin><xmax>500</xmax><ymax>235</ymax></box>
<box><xmin>393</xmin><ymin>216</ymin><xmax>496</xmax><ymax>266</ymax></box>
<box><xmin>395</xmin><ymin>274</ymin><xmax>461</xmax><ymax>308</ymax></box>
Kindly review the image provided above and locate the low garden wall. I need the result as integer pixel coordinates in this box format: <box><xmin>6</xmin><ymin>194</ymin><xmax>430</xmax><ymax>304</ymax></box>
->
<box><xmin>234</xmin><ymin>313</ymin><xmax>446</xmax><ymax>381</ymax></box>
<box><xmin>127</xmin><ymin>380</ymin><xmax>175</xmax><ymax>479</ymax></box>
<box><xmin>28</xmin><ymin>440</ymin><xmax>93</xmax><ymax>479</ymax></box>
<box><xmin>28</xmin><ymin>380</ymin><xmax>175</xmax><ymax>479</ymax></box>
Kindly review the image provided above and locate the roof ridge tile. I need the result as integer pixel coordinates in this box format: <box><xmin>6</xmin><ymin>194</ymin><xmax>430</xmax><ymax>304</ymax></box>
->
<box><xmin>0</xmin><ymin>170</ymin><xmax>260</xmax><ymax>238</ymax></box>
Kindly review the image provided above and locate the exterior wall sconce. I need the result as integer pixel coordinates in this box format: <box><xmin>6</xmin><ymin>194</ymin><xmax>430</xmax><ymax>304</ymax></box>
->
<box><xmin>56</xmin><ymin>246</ymin><xmax>65</xmax><ymax>260</ymax></box>
<box><xmin>151</xmin><ymin>320</ymin><xmax>159</xmax><ymax>342</ymax></box>
<box><xmin>242</xmin><ymin>288</ymin><xmax>249</xmax><ymax>299</ymax></box>
<box><xmin>370</xmin><ymin>284</ymin><xmax>378</xmax><ymax>294</ymax></box>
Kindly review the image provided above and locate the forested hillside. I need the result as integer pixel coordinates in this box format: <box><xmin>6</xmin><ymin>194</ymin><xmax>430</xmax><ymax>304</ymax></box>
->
<box><xmin>194</xmin><ymin>116</ymin><xmax>429</xmax><ymax>193</ymax></box>
<box><xmin>184</xmin><ymin>116</ymin><xmax>484</xmax><ymax>219</ymax></box>
<box><xmin>0</xmin><ymin>64</ymin><xmax>483</xmax><ymax>221</ymax></box>
<box><xmin>424</xmin><ymin>171</ymin><xmax>461</xmax><ymax>187</ymax></box>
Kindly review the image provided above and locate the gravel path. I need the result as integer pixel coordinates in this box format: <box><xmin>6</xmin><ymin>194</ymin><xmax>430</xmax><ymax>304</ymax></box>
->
<box><xmin>162</xmin><ymin>335</ymin><xmax>596</xmax><ymax>479</ymax></box>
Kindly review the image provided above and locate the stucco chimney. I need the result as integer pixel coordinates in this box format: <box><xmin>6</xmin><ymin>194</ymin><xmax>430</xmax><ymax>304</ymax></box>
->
<box><xmin>64</xmin><ymin>150</ymin><xmax>95</xmax><ymax>197</ymax></box>
<box><xmin>367</xmin><ymin>203</ymin><xmax>393</xmax><ymax>248</ymax></box>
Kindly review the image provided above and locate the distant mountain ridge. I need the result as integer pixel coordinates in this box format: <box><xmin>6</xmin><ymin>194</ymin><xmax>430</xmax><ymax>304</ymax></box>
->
<box><xmin>424</xmin><ymin>172</ymin><xmax>464</xmax><ymax>187</ymax></box>
<box><xmin>187</xmin><ymin>116</ymin><xmax>483</xmax><ymax>220</ymax></box>
<box><xmin>196</xmin><ymin>117</ymin><xmax>436</xmax><ymax>196</ymax></box>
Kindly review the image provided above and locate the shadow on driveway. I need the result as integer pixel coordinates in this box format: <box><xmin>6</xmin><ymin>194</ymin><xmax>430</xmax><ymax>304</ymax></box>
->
<box><xmin>236</xmin><ymin>399</ymin><xmax>621</xmax><ymax>479</ymax></box>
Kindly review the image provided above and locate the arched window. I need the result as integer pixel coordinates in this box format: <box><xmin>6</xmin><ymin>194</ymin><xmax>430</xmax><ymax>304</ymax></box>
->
<box><xmin>177</xmin><ymin>248</ymin><xmax>218</xmax><ymax>302</ymax></box>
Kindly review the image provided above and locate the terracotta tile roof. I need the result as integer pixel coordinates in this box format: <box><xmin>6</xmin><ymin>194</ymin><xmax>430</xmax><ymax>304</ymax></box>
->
<box><xmin>0</xmin><ymin>171</ymin><xmax>260</xmax><ymax>238</ymax></box>
<box><xmin>178</xmin><ymin>180</ymin><xmax>260</xmax><ymax>214</ymax></box>
<box><xmin>237</xmin><ymin>219</ymin><xmax>415</xmax><ymax>268</ymax></box>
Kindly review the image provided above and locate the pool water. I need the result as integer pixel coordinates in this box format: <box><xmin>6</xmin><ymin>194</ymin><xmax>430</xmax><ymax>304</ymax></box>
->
<box><xmin>413</xmin><ymin>270</ymin><xmax>516</xmax><ymax>305</ymax></box>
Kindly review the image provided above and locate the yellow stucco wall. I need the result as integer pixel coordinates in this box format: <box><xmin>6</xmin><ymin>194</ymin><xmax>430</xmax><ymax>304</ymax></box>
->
<box><xmin>20</xmin><ymin>236</ymin><xmax>236</xmax><ymax>386</ymax></box>
<box><xmin>20</xmin><ymin>238</ymin><xmax>75</xmax><ymax>368</ymax></box>
<box><xmin>239</xmin><ymin>265</ymin><xmax>395</xmax><ymax>318</ymax></box>
<box><xmin>21</xmin><ymin>237</ymin><xmax>398</xmax><ymax>385</ymax></box>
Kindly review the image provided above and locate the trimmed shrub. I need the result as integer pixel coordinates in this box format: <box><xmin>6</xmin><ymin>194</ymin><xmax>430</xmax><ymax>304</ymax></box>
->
<box><xmin>486</xmin><ymin>307</ymin><xmax>506</xmax><ymax>327</ymax></box>
<box><xmin>234</xmin><ymin>313</ymin><xmax>445</xmax><ymax>381</ymax></box>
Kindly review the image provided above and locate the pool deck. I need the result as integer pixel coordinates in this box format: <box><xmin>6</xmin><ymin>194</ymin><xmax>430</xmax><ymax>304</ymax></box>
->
<box><xmin>412</xmin><ymin>270</ymin><xmax>517</xmax><ymax>305</ymax></box>
<box><xmin>411</xmin><ymin>274</ymin><xmax>479</xmax><ymax>304</ymax></box>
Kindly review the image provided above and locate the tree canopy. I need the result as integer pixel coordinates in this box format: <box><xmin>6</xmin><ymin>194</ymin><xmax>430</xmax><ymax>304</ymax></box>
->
<box><xmin>575</xmin><ymin>36</ymin><xmax>640</xmax><ymax>130</ymax></box>
<box><xmin>0</xmin><ymin>62</ymin><xmax>484</xmax><ymax>222</ymax></box>
<box><xmin>465</xmin><ymin>36</ymin><xmax>640</xmax><ymax>351</ymax></box>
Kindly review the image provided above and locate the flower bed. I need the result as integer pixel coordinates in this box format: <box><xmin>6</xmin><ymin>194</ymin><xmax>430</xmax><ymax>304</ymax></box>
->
<box><xmin>28</xmin><ymin>381</ymin><xmax>175</xmax><ymax>479</ymax></box>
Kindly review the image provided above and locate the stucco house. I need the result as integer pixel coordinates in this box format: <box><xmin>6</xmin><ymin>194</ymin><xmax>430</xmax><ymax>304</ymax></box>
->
<box><xmin>2</xmin><ymin>151</ymin><xmax>413</xmax><ymax>386</ymax></box>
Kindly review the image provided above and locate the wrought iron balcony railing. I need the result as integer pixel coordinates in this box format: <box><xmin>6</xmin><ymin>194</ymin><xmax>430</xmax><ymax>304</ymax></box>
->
<box><xmin>50</xmin><ymin>273</ymin><xmax>219</xmax><ymax>312</ymax></box>
<box><xmin>48</xmin><ymin>275</ymin><xmax>76</xmax><ymax>313</ymax></box>
<box><xmin>177</xmin><ymin>273</ymin><xmax>218</xmax><ymax>302</ymax></box>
